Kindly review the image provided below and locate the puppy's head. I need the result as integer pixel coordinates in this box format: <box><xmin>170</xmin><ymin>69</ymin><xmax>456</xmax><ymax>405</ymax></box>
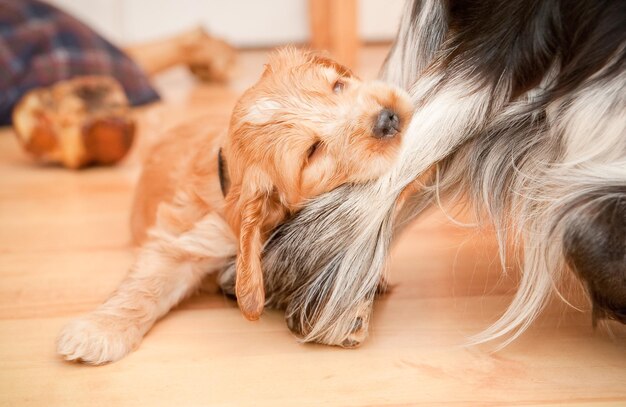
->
<box><xmin>223</xmin><ymin>47</ymin><xmax>413</xmax><ymax>320</ymax></box>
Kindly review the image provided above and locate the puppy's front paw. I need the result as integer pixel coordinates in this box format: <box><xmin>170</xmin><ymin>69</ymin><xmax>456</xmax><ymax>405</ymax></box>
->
<box><xmin>56</xmin><ymin>313</ymin><xmax>142</xmax><ymax>365</ymax></box>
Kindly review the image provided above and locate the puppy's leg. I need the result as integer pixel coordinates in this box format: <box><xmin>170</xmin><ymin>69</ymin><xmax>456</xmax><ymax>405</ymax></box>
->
<box><xmin>57</xmin><ymin>212</ymin><xmax>235</xmax><ymax>365</ymax></box>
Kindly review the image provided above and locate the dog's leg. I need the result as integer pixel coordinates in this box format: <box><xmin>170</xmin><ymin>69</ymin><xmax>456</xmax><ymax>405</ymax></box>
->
<box><xmin>57</xmin><ymin>211</ymin><xmax>236</xmax><ymax>365</ymax></box>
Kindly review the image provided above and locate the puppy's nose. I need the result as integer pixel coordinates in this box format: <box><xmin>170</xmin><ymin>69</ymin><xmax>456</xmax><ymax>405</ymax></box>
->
<box><xmin>373</xmin><ymin>109</ymin><xmax>400</xmax><ymax>138</ymax></box>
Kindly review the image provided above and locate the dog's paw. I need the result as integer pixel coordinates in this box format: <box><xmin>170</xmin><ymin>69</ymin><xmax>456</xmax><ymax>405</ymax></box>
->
<box><xmin>56</xmin><ymin>313</ymin><xmax>142</xmax><ymax>365</ymax></box>
<box><xmin>285</xmin><ymin>307</ymin><xmax>371</xmax><ymax>348</ymax></box>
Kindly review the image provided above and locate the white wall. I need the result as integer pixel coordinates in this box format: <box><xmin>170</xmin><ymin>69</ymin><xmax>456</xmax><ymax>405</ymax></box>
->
<box><xmin>359</xmin><ymin>0</ymin><xmax>405</xmax><ymax>42</ymax></box>
<box><xmin>49</xmin><ymin>0</ymin><xmax>405</xmax><ymax>47</ymax></box>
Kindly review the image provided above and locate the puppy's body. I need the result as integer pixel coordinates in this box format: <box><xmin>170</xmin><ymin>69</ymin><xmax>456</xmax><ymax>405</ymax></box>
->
<box><xmin>57</xmin><ymin>48</ymin><xmax>413</xmax><ymax>364</ymax></box>
<box><xmin>130</xmin><ymin>123</ymin><xmax>225</xmax><ymax>245</ymax></box>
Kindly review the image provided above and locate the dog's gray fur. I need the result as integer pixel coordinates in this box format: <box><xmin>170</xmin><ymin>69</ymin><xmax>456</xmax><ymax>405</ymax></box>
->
<box><xmin>222</xmin><ymin>0</ymin><xmax>626</xmax><ymax>348</ymax></box>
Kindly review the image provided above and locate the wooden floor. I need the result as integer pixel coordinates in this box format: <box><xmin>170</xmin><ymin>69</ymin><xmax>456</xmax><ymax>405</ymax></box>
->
<box><xmin>1</xmin><ymin>47</ymin><xmax>624</xmax><ymax>407</ymax></box>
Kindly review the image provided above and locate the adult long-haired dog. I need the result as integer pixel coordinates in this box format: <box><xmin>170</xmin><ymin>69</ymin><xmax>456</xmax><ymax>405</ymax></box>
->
<box><xmin>56</xmin><ymin>48</ymin><xmax>413</xmax><ymax>364</ymax></box>
<box><xmin>227</xmin><ymin>0</ymin><xmax>625</xmax><ymax>349</ymax></box>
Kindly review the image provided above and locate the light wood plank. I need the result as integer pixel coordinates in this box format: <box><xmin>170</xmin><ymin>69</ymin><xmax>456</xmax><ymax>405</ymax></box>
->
<box><xmin>0</xmin><ymin>47</ymin><xmax>624</xmax><ymax>407</ymax></box>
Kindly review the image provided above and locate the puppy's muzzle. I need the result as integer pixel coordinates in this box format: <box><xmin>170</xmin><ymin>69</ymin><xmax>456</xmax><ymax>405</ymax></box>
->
<box><xmin>373</xmin><ymin>108</ymin><xmax>400</xmax><ymax>138</ymax></box>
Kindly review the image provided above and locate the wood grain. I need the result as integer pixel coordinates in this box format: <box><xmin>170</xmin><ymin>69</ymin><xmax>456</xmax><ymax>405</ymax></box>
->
<box><xmin>0</xmin><ymin>47</ymin><xmax>624</xmax><ymax>407</ymax></box>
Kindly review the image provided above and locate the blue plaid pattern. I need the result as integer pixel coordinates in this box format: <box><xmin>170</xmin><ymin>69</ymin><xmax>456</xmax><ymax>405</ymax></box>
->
<box><xmin>0</xmin><ymin>0</ymin><xmax>159</xmax><ymax>125</ymax></box>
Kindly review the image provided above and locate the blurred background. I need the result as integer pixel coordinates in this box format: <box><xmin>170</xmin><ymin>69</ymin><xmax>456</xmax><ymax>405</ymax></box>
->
<box><xmin>3</xmin><ymin>0</ymin><xmax>407</xmax><ymax>168</ymax></box>
<box><xmin>49</xmin><ymin>0</ymin><xmax>404</xmax><ymax>49</ymax></box>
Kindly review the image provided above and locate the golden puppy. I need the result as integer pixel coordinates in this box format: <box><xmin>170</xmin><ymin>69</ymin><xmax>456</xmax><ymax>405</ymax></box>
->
<box><xmin>56</xmin><ymin>47</ymin><xmax>413</xmax><ymax>364</ymax></box>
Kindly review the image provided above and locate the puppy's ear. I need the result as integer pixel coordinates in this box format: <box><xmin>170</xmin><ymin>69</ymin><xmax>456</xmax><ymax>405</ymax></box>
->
<box><xmin>233</xmin><ymin>172</ymin><xmax>272</xmax><ymax>321</ymax></box>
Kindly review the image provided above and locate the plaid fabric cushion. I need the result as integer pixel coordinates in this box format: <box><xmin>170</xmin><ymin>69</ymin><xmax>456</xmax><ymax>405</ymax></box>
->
<box><xmin>0</xmin><ymin>0</ymin><xmax>159</xmax><ymax>125</ymax></box>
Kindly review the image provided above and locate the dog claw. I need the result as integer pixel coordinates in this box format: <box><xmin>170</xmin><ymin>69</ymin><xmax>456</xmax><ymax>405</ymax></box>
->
<box><xmin>341</xmin><ymin>338</ymin><xmax>361</xmax><ymax>348</ymax></box>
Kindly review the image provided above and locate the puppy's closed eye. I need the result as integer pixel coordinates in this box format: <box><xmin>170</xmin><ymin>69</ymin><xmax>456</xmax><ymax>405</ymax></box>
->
<box><xmin>332</xmin><ymin>79</ymin><xmax>345</xmax><ymax>94</ymax></box>
<box><xmin>306</xmin><ymin>140</ymin><xmax>322</xmax><ymax>162</ymax></box>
